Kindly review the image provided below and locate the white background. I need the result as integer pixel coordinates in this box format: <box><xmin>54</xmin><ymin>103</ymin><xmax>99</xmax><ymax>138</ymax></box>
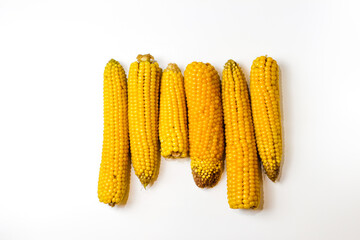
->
<box><xmin>1</xmin><ymin>0</ymin><xmax>360</xmax><ymax>239</ymax></box>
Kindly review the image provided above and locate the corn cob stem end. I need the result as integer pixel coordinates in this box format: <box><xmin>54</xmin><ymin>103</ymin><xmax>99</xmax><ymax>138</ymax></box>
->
<box><xmin>192</xmin><ymin>169</ymin><xmax>222</xmax><ymax>188</ymax></box>
<box><xmin>136</xmin><ymin>54</ymin><xmax>154</xmax><ymax>62</ymax></box>
<box><xmin>266</xmin><ymin>170</ymin><xmax>279</xmax><ymax>182</ymax></box>
<box><xmin>165</xmin><ymin>63</ymin><xmax>181</xmax><ymax>72</ymax></box>
<box><xmin>171</xmin><ymin>152</ymin><xmax>181</xmax><ymax>158</ymax></box>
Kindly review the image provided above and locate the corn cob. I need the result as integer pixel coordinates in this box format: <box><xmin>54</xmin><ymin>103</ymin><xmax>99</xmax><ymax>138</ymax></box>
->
<box><xmin>128</xmin><ymin>54</ymin><xmax>162</xmax><ymax>187</ymax></box>
<box><xmin>250</xmin><ymin>56</ymin><xmax>282</xmax><ymax>182</ymax></box>
<box><xmin>159</xmin><ymin>63</ymin><xmax>189</xmax><ymax>158</ymax></box>
<box><xmin>222</xmin><ymin>60</ymin><xmax>261</xmax><ymax>209</ymax></box>
<box><xmin>184</xmin><ymin>62</ymin><xmax>225</xmax><ymax>188</ymax></box>
<box><xmin>98</xmin><ymin>59</ymin><xmax>130</xmax><ymax>206</ymax></box>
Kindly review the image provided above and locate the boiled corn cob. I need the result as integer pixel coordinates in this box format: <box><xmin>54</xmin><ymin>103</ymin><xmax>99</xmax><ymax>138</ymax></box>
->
<box><xmin>159</xmin><ymin>63</ymin><xmax>189</xmax><ymax>158</ymax></box>
<box><xmin>128</xmin><ymin>54</ymin><xmax>162</xmax><ymax>187</ymax></box>
<box><xmin>184</xmin><ymin>62</ymin><xmax>225</xmax><ymax>188</ymax></box>
<box><xmin>250</xmin><ymin>56</ymin><xmax>282</xmax><ymax>182</ymax></box>
<box><xmin>222</xmin><ymin>60</ymin><xmax>261</xmax><ymax>209</ymax></box>
<box><xmin>98</xmin><ymin>59</ymin><xmax>130</xmax><ymax>206</ymax></box>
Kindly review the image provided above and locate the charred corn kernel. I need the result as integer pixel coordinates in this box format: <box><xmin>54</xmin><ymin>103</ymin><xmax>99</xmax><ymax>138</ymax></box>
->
<box><xmin>222</xmin><ymin>60</ymin><xmax>261</xmax><ymax>209</ymax></box>
<box><xmin>159</xmin><ymin>63</ymin><xmax>189</xmax><ymax>158</ymax></box>
<box><xmin>250</xmin><ymin>56</ymin><xmax>282</xmax><ymax>182</ymax></box>
<box><xmin>128</xmin><ymin>54</ymin><xmax>162</xmax><ymax>187</ymax></box>
<box><xmin>184</xmin><ymin>62</ymin><xmax>225</xmax><ymax>188</ymax></box>
<box><xmin>98</xmin><ymin>59</ymin><xmax>130</xmax><ymax>207</ymax></box>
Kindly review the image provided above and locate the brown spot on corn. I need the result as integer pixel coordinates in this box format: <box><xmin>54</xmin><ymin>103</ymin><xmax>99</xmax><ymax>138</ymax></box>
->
<box><xmin>184</xmin><ymin>62</ymin><xmax>225</xmax><ymax>188</ymax></box>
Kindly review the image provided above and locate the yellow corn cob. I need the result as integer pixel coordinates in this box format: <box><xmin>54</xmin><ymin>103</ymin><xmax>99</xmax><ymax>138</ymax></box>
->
<box><xmin>98</xmin><ymin>59</ymin><xmax>130</xmax><ymax>206</ymax></box>
<box><xmin>250</xmin><ymin>56</ymin><xmax>282</xmax><ymax>182</ymax></box>
<box><xmin>128</xmin><ymin>54</ymin><xmax>162</xmax><ymax>187</ymax></box>
<box><xmin>159</xmin><ymin>63</ymin><xmax>189</xmax><ymax>158</ymax></box>
<box><xmin>184</xmin><ymin>62</ymin><xmax>225</xmax><ymax>188</ymax></box>
<box><xmin>222</xmin><ymin>60</ymin><xmax>261</xmax><ymax>209</ymax></box>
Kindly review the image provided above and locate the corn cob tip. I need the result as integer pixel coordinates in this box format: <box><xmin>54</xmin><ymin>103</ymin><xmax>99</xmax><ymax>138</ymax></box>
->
<box><xmin>266</xmin><ymin>170</ymin><xmax>279</xmax><ymax>182</ymax></box>
<box><xmin>109</xmin><ymin>203</ymin><xmax>115</xmax><ymax>207</ymax></box>
<box><xmin>165</xmin><ymin>63</ymin><xmax>181</xmax><ymax>72</ymax></box>
<box><xmin>225</xmin><ymin>59</ymin><xmax>235</xmax><ymax>66</ymax></box>
<box><xmin>192</xmin><ymin>169</ymin><xmax>222</xmax><ymax>188</ymax></box>
<box><xmin>138</xmin><ymin>176</ymin><xmax>150</xmax><ymax>189</ymax></box>
<box><xmin>136</xmin><ymin>54</ymin><xmax>154</xmax><ymax>62</ymax></box>
<box><xmin>269</xmin><ymin>178</ymin><xmax>277</xmax><ymax>183</ymax></box>
<box><xmin>140</xmin><ymin>177</ymin><xmax>157</xmax><ymax>189</ymax></box>
<box><xmin>106</xmin><ymin>59</ymin><xmax>119</xmax><ymax>66</ymax></box>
